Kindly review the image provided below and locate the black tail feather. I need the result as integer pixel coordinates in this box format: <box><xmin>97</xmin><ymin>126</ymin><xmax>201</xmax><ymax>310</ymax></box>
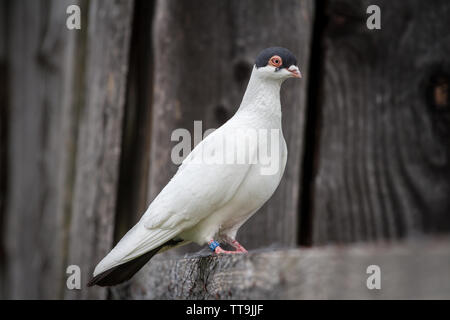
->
<box><xmin>87</xmin><ymin>239</ymin><xmax>181</xmax><ymax>287</ymax></box>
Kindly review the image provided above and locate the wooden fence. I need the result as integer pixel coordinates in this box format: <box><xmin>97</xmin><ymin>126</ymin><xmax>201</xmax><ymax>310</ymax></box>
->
<box><xmin>0</xmin><ymin>0</ymin><xmax>449</xmax><ymax>299</ymax></box>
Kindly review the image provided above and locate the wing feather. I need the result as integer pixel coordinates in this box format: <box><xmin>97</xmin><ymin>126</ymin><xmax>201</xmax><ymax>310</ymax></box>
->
<box><xmin>94</xmin><ymin>125</ymin><xmax>256</xmax><ymax>275</ymax></box>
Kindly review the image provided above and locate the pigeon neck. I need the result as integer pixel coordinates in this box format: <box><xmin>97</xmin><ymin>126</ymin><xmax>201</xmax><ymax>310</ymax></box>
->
<box><xmin>238</xmin><ymin>67</ymin><xmax>282</xmax><ymax>118</ymax></box>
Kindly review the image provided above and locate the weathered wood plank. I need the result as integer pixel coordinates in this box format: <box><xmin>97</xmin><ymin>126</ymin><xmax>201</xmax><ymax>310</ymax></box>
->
<box><xmin>65</xmin><ymin>0</ymin><xmax>134</xmax><ymax>299</ymax></box>
<box><xmin>112</xmin><ymin>237</ymin><xmax>450</xmax><ymax>299</ymax></box>
<box><xmin>3</xmin><ymin>0</ymin><xmax>134</xmax><ymax>299</ymax></box>
<box><xmin>114</xmin><ymin>0</ymin><xmax>154</xmax><ymax>244</ymax></box>
<box><xmin>147</xmin><ymin>0</ymin><xmax>314</xmax><ymax>254</ymax></box>
<box><xmin>4</xmin><ymin>0</ymin><xmax>88</xmax><ymax>299</ymax></box>
<box><xmin>0</xmin><ymin>0</ymin><xmax>8</xmax><ymax>299</ymax></box>
<box><xmin>310</xmin><ymin>0</ymin><xmax>450</xmax><ymax>244</ymax></box>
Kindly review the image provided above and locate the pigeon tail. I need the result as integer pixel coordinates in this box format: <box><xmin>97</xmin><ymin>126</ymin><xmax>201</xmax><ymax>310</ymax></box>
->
<box><xmin>87</xmin><ymin>239</ymin><xmax>181</xmax><ymax>287</ymax></box>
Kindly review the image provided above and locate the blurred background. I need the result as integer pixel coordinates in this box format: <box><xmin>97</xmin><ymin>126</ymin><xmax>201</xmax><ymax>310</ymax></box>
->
<box><xmin>0</xmin><ymin>0</ymin><xmax>449</xmax><ymax>299</ymax></box>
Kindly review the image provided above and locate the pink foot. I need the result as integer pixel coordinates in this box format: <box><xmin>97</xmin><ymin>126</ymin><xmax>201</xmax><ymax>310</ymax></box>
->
<box><xmin>214</xmin><ymin>246</ymin><xmax>241</xmax><ymax>254</ymax></box>
<box><xmin>208</xmin><ymin>239</ymin><xmax>248</xmax><ymax>254</ymax></box>
<box><xmin>229</xmin><ymin>239</ymin><xmax>248</xmax><ymax>253</ymax></box>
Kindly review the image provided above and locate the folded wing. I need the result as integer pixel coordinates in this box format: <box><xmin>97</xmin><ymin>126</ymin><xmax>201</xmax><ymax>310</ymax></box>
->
<box><xmin>93</xmin><ymin>126</ymin><xmax>256</xmax><ymax>276</ymax></box>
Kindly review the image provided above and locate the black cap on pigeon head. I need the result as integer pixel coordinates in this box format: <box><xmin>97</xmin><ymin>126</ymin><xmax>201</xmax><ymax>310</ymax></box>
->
<box><xmin>255</xmin><ymin>47</ymin><xmax>297</xmax><ymax>69</ymax></box>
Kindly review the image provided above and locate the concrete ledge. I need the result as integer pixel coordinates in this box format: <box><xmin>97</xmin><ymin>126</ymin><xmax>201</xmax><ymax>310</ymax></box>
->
<box><xmin>111</xmin><ymin>237</ymin><xmax>450</xmax><ymax>299</ymax></box>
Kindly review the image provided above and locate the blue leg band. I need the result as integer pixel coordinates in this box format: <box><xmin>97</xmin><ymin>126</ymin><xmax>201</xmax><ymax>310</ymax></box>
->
<box><xmin>209</xmin><ymin>240</ymin><xmax>220</xmax><ymax>251</ymax></box>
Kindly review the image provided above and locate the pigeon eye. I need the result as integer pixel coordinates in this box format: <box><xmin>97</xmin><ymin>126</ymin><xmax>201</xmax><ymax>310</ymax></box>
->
<box><xmin>269</xmin><ymin>55</ymin><xmax>282</xmax><ymax>68</ymax></box>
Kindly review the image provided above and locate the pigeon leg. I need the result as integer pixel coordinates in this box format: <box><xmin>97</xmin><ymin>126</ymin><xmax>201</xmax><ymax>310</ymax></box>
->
<box><xmin>222</xmin><ymin>235</ymin><xmax>248</xmax><ymax>253</ymax></box>
<box><xmin>208</xmin><ymin>239</ymin><xmax>241</xmax><ymax>254</ymax></box>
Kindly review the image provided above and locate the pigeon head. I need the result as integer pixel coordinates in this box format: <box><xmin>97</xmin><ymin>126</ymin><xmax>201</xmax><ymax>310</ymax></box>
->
<box><xmin>254</xmin><ymin>47</ymin><xmax>301</xmax><ymax>80</ymax></box>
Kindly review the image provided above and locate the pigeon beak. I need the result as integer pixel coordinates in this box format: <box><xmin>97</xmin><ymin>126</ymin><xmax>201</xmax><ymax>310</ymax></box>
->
<box><xmin>288</xmin><ymin>65</ymin><xmax>302</xmax><ymax>78</ymax></box>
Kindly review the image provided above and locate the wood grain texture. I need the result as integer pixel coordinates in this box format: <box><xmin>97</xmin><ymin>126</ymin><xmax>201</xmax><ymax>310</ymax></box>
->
<box><xmin>114</xmin><ymin>0</ymin><xmax>155</xmax><ymax>244</ymax></box>
<box><xmin>4</xmin><ymin>0</ymin><xmax>89</xmax><ymax>299</ymax></box>
<box><xmin>3</xmin><ymin>0</ymin><xmax>134</xmax><ymax>299</ymax></box>
<box><xmin>112</xmin><ymin>236</ymin><xmax>450</xmax><ymax>299</ymax></box>
<box><xmin>0</xmin><ymin>0</ymin><xmax>8</xmax><ymax>299</ymax></box>
<box><xmin>310</xmin><ymin>0</ymin><xmax>450</xmax><ymax>244</ymax></box>
<box><xmin>147</xmin><ymin>0</ymin><xmax>314</xmax><ymax>254</ymax></box>
<box><xmin>65</xmin><ymin>0</ymin><xmax>134</xmax><ymax>299</ymax></box>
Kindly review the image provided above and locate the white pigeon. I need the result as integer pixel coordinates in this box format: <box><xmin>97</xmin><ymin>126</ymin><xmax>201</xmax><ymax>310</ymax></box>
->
<box><xmin>88</xmin><ymin>47</ymin><xmax>301</xmax><ymax>287</ymax></box>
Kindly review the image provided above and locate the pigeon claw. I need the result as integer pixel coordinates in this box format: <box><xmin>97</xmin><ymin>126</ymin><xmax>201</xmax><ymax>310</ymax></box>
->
<box><xmin>229</xmin><ymin>239</ymin><xmax>248</xmax><ymax>253</ymax></box>
<box><xmin>214</xmin><ymin>246</ymin><xmax>244</xmax><ymax>254</ymax></box>
<box><xmin>209</xmin><ymin>239</ymin><xmax>248</xmax><ymax>254</ymax></box>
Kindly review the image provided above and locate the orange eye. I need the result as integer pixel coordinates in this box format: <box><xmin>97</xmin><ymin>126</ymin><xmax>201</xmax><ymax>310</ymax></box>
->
<box><xmin>269</xmin><ymin>55</ymin><xmax>282</xmax><ymax>68</ymax></box>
